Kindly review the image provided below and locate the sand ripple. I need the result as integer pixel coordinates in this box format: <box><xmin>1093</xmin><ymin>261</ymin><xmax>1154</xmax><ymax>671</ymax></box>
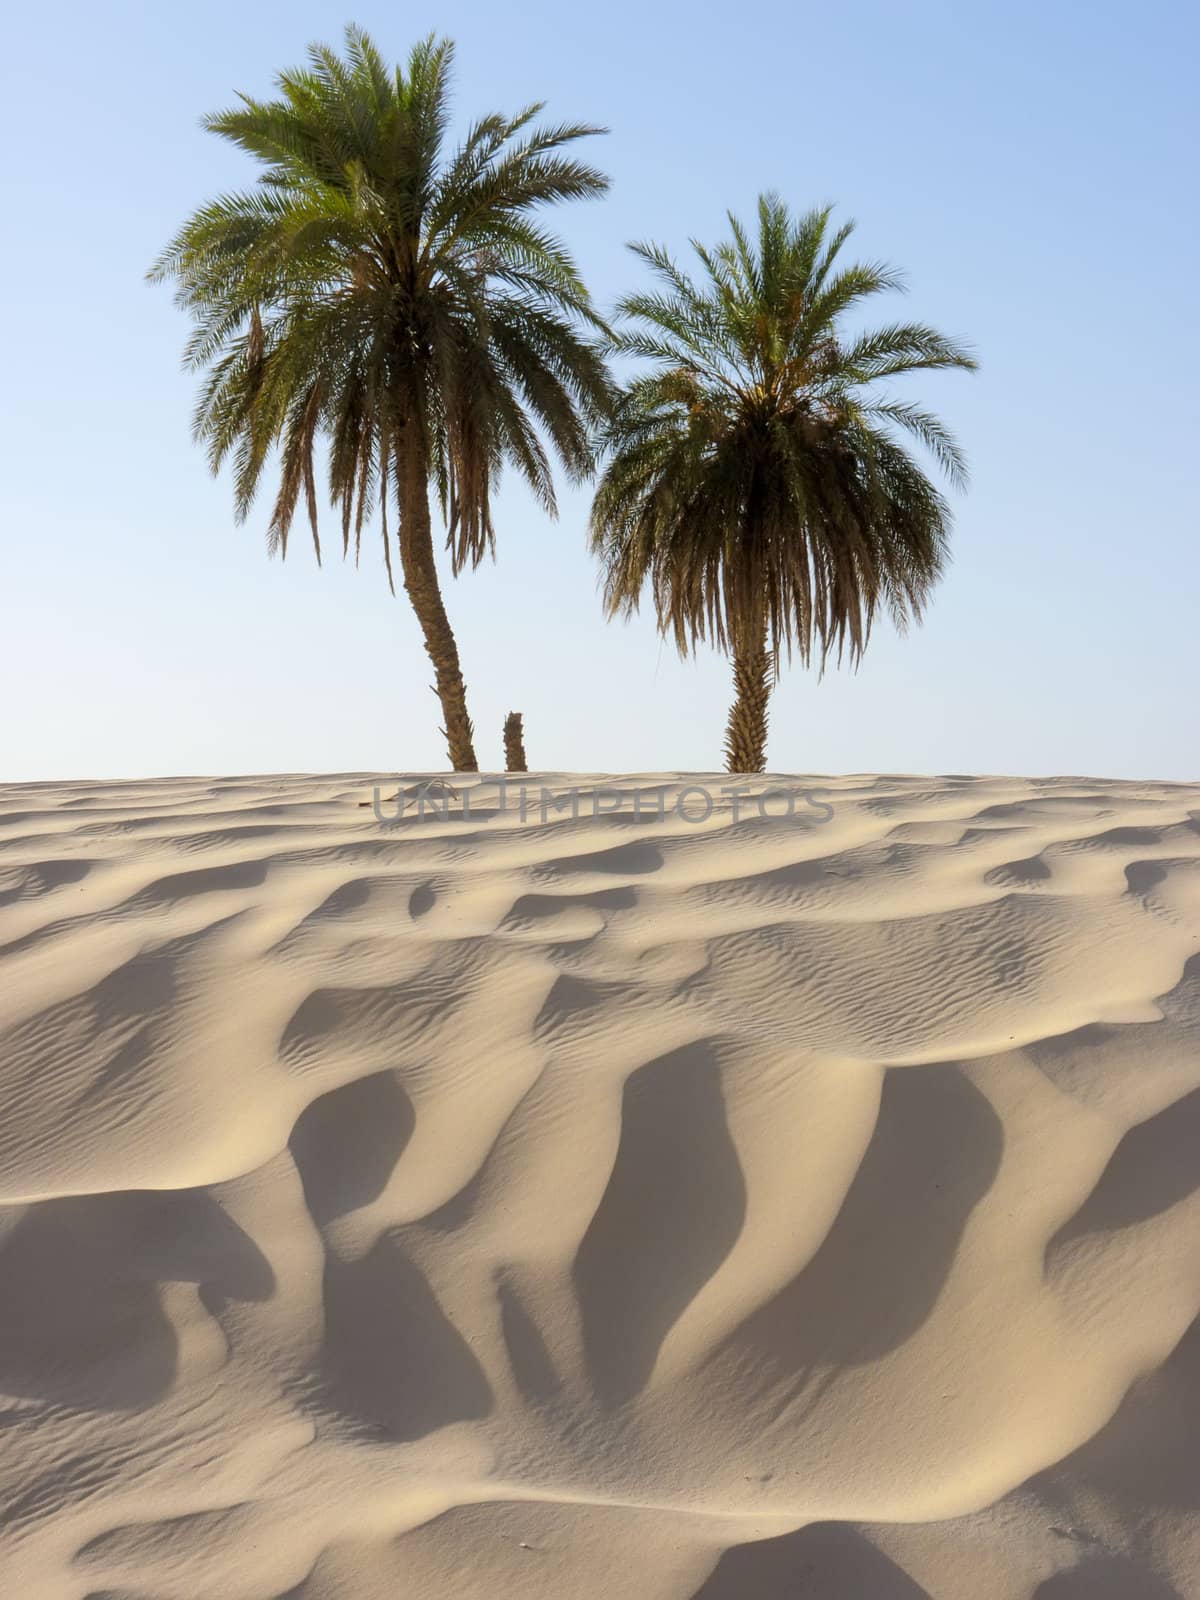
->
<box><xmin>1</xmin><ymin>772</ymin><xmax>1198</xmax><ymax>1597</ymax></box>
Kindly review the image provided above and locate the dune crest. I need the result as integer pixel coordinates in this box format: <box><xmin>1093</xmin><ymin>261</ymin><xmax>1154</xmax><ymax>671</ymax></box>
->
<box><xmin>1</xmin><ymin>772</ymin><xmax>1198</xmax><ymax>1598</ymax></box>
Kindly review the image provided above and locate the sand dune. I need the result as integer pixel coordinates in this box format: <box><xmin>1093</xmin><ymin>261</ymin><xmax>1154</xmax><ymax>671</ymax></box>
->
<box><xmin>1</xmin><ymin>771</ymin><xmax>1198</xmax><ymax>1598</ymax></box>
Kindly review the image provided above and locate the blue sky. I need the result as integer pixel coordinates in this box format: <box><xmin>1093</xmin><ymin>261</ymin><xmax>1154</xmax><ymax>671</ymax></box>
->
<box><xmin>3</xmin><ymin>0</ymin><xmax>1196</xmax><ymax>780</ymax></box>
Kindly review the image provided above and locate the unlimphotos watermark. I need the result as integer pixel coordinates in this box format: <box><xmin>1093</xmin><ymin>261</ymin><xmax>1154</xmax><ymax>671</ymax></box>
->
<box><xmin>368</xmin><ymin>779</ymin><xmax>835</xmax><ymax>828</ymax></box>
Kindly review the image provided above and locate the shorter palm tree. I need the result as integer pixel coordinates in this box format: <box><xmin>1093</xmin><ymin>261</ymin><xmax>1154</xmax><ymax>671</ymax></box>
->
<box><xmin>590</xmin><ymin>196</ymin><xmax>976</xmax><ymax>773</ymax></box>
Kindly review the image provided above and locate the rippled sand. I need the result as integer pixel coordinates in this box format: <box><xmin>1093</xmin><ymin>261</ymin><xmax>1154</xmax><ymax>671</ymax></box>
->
<box><xmin>1</xmin><ymin>772</ymin><xmax>1198</xmax><ymax>1598</ymax></box>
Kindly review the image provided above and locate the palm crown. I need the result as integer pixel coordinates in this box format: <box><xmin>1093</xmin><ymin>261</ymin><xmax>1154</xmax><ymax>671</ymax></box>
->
<box><xmin>590</xmin><ymin>195</ymin><xmax>976</xmax><ymax>771</ymax></box>
<box><xmin>151</xmin><ymin>26</ymin><xmax>613</xmax><ymax>770</ymax></box>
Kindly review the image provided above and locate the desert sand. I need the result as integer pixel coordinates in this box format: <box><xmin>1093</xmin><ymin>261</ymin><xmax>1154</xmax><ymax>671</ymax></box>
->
<box><xmin>1</xmin><ymin>771</ymin><xmax>1198</xmax><ymax>1598</ymax></box>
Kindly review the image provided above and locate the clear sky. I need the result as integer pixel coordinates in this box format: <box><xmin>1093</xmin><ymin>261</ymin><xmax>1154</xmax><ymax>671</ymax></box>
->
<box><xmin>3</xmin><ymin>0</ymin><xmax>1196</xmax><ymax>781</ymax></box>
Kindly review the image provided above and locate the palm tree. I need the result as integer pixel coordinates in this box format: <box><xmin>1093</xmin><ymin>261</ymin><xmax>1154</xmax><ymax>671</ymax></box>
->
<box><xmin>590</xmin><ymin>196</ymin><xmax>976</xmax><ymax>774</ymax></box>
<box><xmin>151</xmin><ymin>26</ymin><xmax>613</xmax><ymax>772</ymax></box>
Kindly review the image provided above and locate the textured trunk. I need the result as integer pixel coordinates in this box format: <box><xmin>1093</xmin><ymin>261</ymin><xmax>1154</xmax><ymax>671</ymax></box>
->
<box><xmin>723</xmin><ymin>636</ymin><xmax>773</xmax><ymax>774</ymax></box>
<box><xmin>397</xmin><ymin>423</ymin><xmax>478</xmax><ymax>773</ymax></box>
<box><xmin>503</xmin><ymin>711</ymin><xmax>528</xmax><ymax>773</ymax></box>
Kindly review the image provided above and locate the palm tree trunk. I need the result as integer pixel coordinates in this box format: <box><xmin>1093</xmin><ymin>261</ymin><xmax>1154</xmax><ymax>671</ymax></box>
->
<box><xmin>724</xmin><ymin>637</ymin><xmax>773</xmax><ymax>774</ymax></box>
<box><xmin>503</xmin><ymin>711</ymin><xmax>528</xmax><ymax>772</ymax></box>
<box><xmin>397</xmin><ymin>423</ymin><xmax>478</xmax><ymax>773</ymax></box>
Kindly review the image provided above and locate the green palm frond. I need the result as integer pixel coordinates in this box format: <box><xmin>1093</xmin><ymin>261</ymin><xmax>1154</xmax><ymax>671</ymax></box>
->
<box><xmin>590</xmin><ymin>197</ymin><xmax>976</xmax><ymax>671</ymax></box>
<box><xmin>150</xmin><ymin>23</ymin><xmax>614</xmax><ymax>579</ymax></box>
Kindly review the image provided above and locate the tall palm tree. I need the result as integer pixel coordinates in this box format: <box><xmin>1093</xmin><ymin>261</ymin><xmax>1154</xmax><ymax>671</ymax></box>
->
<box><xmin>590</xmin><ymin>196</ymin><xmax>976</xmax><ymax>773</ymax></box>
<box><xmin>151</xmin><ymin>26</ymin><xmax>613</xmax><ymax>771</ymax></box>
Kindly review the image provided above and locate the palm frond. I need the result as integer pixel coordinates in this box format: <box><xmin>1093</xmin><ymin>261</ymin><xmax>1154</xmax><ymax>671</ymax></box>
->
<box><xmin>152</xmin><ymin>26</ymin><xmax>613</xmax><ymax>581</ymax></box>
<box><xmin>591</xmin><ymin>197</ymin><xmax>974</xmax><ymax>674</ymax></box>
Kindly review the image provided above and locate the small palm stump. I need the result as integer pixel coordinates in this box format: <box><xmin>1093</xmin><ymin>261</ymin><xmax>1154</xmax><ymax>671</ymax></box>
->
<box><xmin>503</xmin><ymin>711</ymin><xmax>528</xmax><ymax>773</ymax></box>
